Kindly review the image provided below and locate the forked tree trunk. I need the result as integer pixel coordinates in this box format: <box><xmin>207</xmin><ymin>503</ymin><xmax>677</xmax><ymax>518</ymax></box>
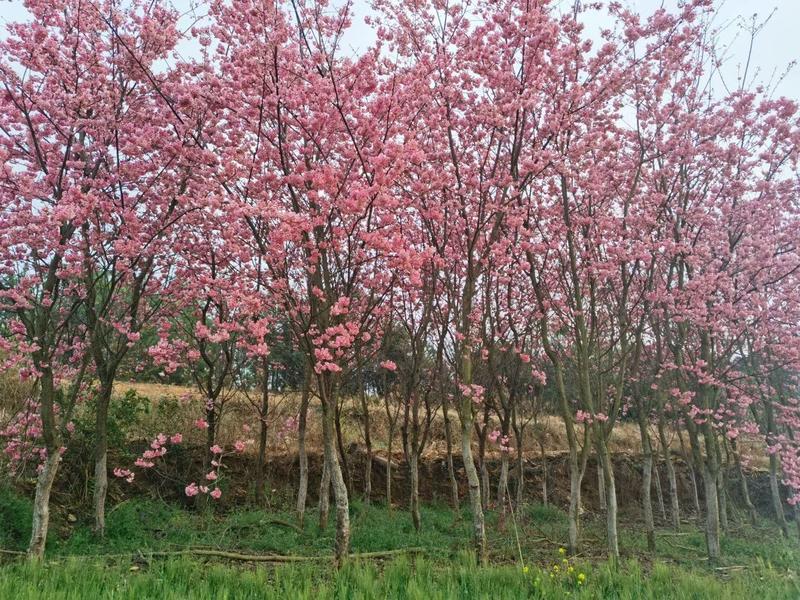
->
<box><xmin>93</xmin><ymin>380</ymin><xmax>113</xmax><ymax>537</ymax></box>
<box><xmin>296</xmin><ymin>374</ymin><xmax>311</xmax><ymax>526</ymax></box>
<box><xmin>28</xmin><ymin>450</ymin><xmax>62</xmax><ymax>559</ymax></box>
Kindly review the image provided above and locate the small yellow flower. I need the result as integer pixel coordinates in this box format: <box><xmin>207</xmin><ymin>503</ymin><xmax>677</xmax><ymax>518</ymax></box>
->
<box><xmin>522</xmin><ymin>566</ymin><xmax>529</xmax><ymax>574</ymax></box>
<box><xmin>567</xmin><ymin>566</ymin><xmax>574</xmax><ymax>573</ymax></box>
<box><xmin>559</xmin><ymin>547</ymin><xmax>567</xmax><ymax>556</ymax></box>
<box><xmin>552</xmin><ymin>565</ymin><xmax>560</xmax><ymax>572</ymax></box>
<box><xmin>578</xmin><ymin>573</ymin><xmax>586</xmax><ymax>583</ymax></box>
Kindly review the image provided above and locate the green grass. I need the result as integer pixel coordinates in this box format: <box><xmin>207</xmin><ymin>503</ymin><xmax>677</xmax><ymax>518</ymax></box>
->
<box><xmin>0</xmin><ymin>554</ymin><xmax>797</xmax><ymax>599</ymax></box>
<box><xmin>1</xmin><ymin>489</ymin><xmax>799</xmax><ymax>598</ymax></box>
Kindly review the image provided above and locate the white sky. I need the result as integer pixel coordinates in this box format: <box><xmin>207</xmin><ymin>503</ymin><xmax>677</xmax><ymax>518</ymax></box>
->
<box><xmin>0</xmin><ymin>0</ymin><xmax>798</xmax><ymax>100</ymax></box>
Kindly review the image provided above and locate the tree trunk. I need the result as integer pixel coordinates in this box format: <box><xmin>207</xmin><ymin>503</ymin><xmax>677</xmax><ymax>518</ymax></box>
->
<box><xmin>641</xmin><ymin>449</ymin><xmax>656</xmax><ymax>551</ymax></box>
<box><xmin>318</xmin><ymin>457</ymin><xmax>331</xmax><ymax>531</ymax></box>
<box><xmin>28</xmin><ymin>450</ymin><xmax>62</xmax><ymax>559</ymax></box>
<box><xmin>597</xmin><ymin>440</ymin><xmax>620</xmax><ymax>559</ymax></box>
<box><xmin>322</xmin><ymin>396</ymin><xmax>350</xmax><ymax>564</ymax></box>
<box><xmin>540</xmin><ymin>443</ymin><xmax>548</xmax><ymax>507</ymax></box>
<box><xmin>731</xmin><ymin>441</ymin><xmax>757</xmax><ymax>526</ymax></box>
<box><xmin>93</xmin><ymin>380</ymin><xmax>112</xmax><ymax>537</ymax></box>
<box><xmin>480</xmin><ymin>459</ymin><xmax>490</xmax><ymax>511</ymax></box>
<box><xmin>638</xmin><ymin>420</ymin><xmax>656</xmax><ymax>552</ymax></box>
<box><xmin>658</xmin><ymin>418</ymin><xmax>680</xmax><ymax>529</ymax></box>
<box><xmin>769</xmin><ymin>453</ymin><xmax>790</xmax><ymax>537</ymax></box>
<box><xmin>334</xmin><ymin>401</ymin><xmax>352</xmax><ymax>496</ymax></box>
<box><xmin>567</xmin><ymin>452</ymin><xmax>582</xmax><ymax>555</ymax></box>
<box><xmin>717</xmin><ymin>471</ymin><xmax>728</xmax><ymax>534</ymax></box>
<box><xmin>597</xmin><ymin>459</ymin><xmax>607</xmax><ymax>512</ymax></box>
<box><xmin>296</xmin><ymin>373</ymin><xmax>311</xmax><ymax>527</ymax></box>
<box><xmin>386</xmin><ymin>431</ymin><xmax>393</xmax><ymax>511</ymax></box>
<box><xmin>255</xmin><ymin>361</ymin><xmax>269</xmax><ymax>504</ymax></box>
<box><xmin>497</xmin><ymin>451</ymin><xmax>509</xmax><ymax>516</ymax></box>
<box><xmin>442</xmin><ymin>399</ymin><xmax>459</xmax><ymax>511</ymax></box>
<box><xmin>702</xmin><ymin>465</ymin><xmax>721</xmax><ymax>562</ymax></box>
<box><xmin>654</xmin><ymin>463</ymin><xmax>667</xmax><ymax>522</ymax></box>
<box><xmin>461</xmin><ymin>416</ymin><xmax>487</xmax><ymax>564</ymax></box>
<box><xmin>516</xmin><ymin>448</ymin><xmax>525</xmax><ymax>508</ymax></box>
<box><xmin>359</xmin><ymin>383</ymin><xmax>372</xmax><ymax>504</ymax></box>
<box><xmin>409</xmin><ymin>452</ymin><xmax>420</xmax><ymax>531</ymax></box>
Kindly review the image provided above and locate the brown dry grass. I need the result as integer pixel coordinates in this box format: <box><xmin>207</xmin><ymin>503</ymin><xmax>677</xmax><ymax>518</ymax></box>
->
<box><xmin>111</xmin><ymin>381</ymin><xmax>736</xmax><ymax>465</ymax></box>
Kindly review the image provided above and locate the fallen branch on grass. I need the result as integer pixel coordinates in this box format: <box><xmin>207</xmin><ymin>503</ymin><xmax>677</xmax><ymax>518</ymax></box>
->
<box><xmin>130</xmin><ymin>546</ymin><xmax>426</xmax><ymax>563</ymax></box>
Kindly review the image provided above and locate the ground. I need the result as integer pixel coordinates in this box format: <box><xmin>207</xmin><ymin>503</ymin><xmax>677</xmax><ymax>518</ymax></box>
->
<box><xmin>1</xmin><ymin>486</ymin><xmax>798</xmax><ymax>599</ymax></box>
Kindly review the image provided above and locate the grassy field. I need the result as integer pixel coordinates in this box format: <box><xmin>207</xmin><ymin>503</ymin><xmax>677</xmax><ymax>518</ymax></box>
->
<box><xmin>1</xmin><ymin>487</ymin><xmax>798</xmax><ymax>599</ymax></box>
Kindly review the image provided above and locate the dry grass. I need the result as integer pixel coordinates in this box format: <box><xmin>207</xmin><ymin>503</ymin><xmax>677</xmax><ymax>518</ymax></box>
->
<box><xmin>110</xmin><ymin>381</ymin><xmax>730</xmax><ymax>464</ymax></box>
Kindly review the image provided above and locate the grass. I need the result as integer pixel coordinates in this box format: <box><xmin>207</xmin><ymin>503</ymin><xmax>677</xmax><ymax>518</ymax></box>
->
<box><xmin>1</xmin><ymin>489</ymin><xmax>798</xmax><ymax>598</ymax></box>
<box><xmin>0</xmin><ymin>554</ymin><xmax>797</xmax><ymax>599</ymax></box>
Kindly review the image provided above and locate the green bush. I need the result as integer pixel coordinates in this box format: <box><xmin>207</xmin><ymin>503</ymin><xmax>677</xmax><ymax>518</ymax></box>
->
<box><xmin>0</xmin><ymin>486</ymin><xmax>32</xmax><ymax>551</ymax></box>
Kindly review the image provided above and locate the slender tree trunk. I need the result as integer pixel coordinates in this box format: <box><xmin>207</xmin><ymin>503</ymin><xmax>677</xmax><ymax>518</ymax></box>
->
<box><xmin>359</xmin><ymin>382</ymin><xmax>372</xmax><ymax>504</ymax></box>
<box><xmin>334</xmin><ymin>401</ymin><xmax>352</xmax><ymax>495</ymax></box>
<box><xmin>318</xmin><ymin>456</ymin><xmax>331</xmax><ymax>531</ymax></box>
<box><xmin>409</xmin><ymin>452</ymin><xmax>421</xmax><ymax>531</ymax></box>
<box><xmin>386</xmin><ymin>428</ymin><xmax>394</xmax><ymax>511</ymax></box>
<box><xmin>658</xmin><ymin>418</ymin><xmax>680</xmax><ymax>529</ymax></box>
<box><xmin>461</xmin><ymin>416</ymin><xmax>486</xmax><ymax>563</ymax></box>
<box><xmin>597</xmin><ymin>459</ymin><xmax>606</xmax><ymax>511</ymax></box>
<box><xmin>93</xmin><ymin>380</ymin><xmax>113</xmax><ymax>537</ymax></box>
<box><xmin>654</xmin><ymin>463</ymin><xmax>667</xmax><ymax>522</ymax></box>
<box><xmin>638</xmin><ymin>420</ymin><xmax>656</xmax><ymax>551</ymax></box>
<box><xmin>702</xmin><ymin>464</ymin><xmax>721</xmax><ymax>562</ymax></box>
<box><xmin>442</xmin><ymin>398</ymin><xmax>459</xmax><ymax>511</ymax></box>
<box><xmin>540</xmin><ymin>442</ymin><xmax>548</xmax><ymax>507</ymax></box>
<box><xmin>769</xmin><ymin>453</ymin><xmax>790</xmax><ymax>537</ymax></box>
<box><xmin>717</xmin><ymin>471</ymin><xmax>728</xmax><ymax>534</ymax></box>
<box><xmin>731</xmin><ymin>441</ymin><xmax>757</xmax><ymax>526</ymax></box>
<box><xmin>28</xmin><ymin>450</ymin><xmax>62</xmax><ymax>559</ymax></box>
<box><xmin>497</xmin><ymin>451</ymin><xmax>509</xmax><ymax>517</ymax></box>
<box><xmin>516</xmin><ymin>447</ymin><xmax>525</xmax><ymax>508</ymax></box>
<box><xmin>296</xmin><ymin>372</ymin><xmax>311</xmax><ymax>527</ymax></box>
<box><xmin>322</xmin><ymin>393</ymin><xmax>349</xmax><ymax>563</ymax></box>
<box><xmin>255</xmin><ymin>361</ymin><xmax>269</xmax><ymax>504</ymax></box>
<box><xmin>597</xmin><ymin>439</ymin><xmax>620</xmax><ymax>559</ymax></box>
<box><xmin>480</xmin><ymin>458</ymin><xmax>490</xmax><ymax>510</ymax></box>
<box><xmin>567</xmin><ymin>451</ymin><xmax>582</xmax><ymax>555</ymax></box>
<box><xmin>679</xmin><ymin>430</ymin><xmax>701</xmax><ymax>517</ymax></box>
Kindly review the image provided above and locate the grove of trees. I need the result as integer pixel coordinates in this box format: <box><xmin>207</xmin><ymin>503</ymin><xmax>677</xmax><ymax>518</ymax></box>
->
<box><xmin>1</xmin><ymin>0</ymin><xmax>799</xmax><ymax>568</ymax></box>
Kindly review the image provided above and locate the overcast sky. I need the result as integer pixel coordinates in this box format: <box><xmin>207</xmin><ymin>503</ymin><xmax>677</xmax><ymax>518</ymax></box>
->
<box><xmin>1</xmin><ymin>0</ymin><xmax>798</xmax><ymax>99</ymax></box>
